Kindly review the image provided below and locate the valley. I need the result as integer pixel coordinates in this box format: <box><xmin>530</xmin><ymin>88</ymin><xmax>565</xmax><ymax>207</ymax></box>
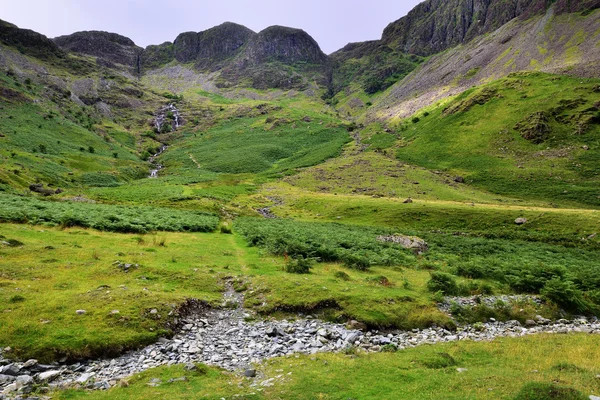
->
<box><xmin>0</xmin><ymin>1</ymin><xmax>600</xmax><ymax>398</ymax></box>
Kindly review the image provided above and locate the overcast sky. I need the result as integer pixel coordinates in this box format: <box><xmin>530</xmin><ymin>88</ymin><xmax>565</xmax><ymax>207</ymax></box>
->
<box><xmin>1</xmin><ymin>0</ymin><xmax>422</xmax><ymax>54</ymax></box>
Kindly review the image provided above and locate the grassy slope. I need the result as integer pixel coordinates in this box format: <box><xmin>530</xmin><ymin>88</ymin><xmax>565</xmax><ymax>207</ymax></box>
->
<box><xmin>392</xmin><ymin>72</ymin><xmax>600</xmax><ymax>208</ymax></box>
<box><xmin>57</xmin><ymin>334</ymin><xmax>600</xmax><ymax>400</ymax></box>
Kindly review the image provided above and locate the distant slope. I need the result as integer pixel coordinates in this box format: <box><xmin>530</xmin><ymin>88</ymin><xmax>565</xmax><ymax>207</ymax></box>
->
<box><xmin>368</xmin><ymin>7</ymin><xmax>600</xmax><ymax>120</ymax></box>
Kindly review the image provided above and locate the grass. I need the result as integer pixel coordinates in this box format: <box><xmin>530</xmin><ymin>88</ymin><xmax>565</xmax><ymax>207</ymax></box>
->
<box><xmin>55</xmin><ymin>334</ymin><xmax>600</xmax><ymax>399</ymax></box>
<box><xmin>392</xmin><ymin>72</ymin><xmax>600</xmax><ymax>208</ymax></box>
<box><xmin>0</xmin><ymin>223</ymin><xmax>239</xmax><ymax>361</ymax></box>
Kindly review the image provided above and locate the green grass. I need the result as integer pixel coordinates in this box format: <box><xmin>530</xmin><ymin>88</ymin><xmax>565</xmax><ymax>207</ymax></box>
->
<box><xmin>160</xmin><ymin>116</ymin><xmax>350</xmax><ymax>175</ymax></box>
<box><xmin>392</xmin><ymin>72</ymin><xmax>600</xmax><ymax>208</ymax></box>
<box><xmin>0</xmin><ymin>224</ymin><xmax>240</xmax><ymax>361</ymax></box>
<box><xmin>55</xmin><ymin>334</ymin><xmax>600</xmax><ymax>399</ymax></box>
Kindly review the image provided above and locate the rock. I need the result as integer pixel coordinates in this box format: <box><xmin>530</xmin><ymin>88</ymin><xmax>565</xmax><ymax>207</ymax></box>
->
<box><xmin>76</xmin><ymin>310</ymin><xmax>86</xmax><ymax>315</ymax></box>
<box><xmin>583</xmin><ymin>145</ymin><xmax>590</xmax><ymax>150</ymax></box>
<box><xmin>22</xmin><ymin>359</ymin><xmax>38</xmax><ymax>369</ymax></box>
<box><xmin>15</xmin><ymin>375</ymin><xmax>34</xmax><ymax>387</ymax></box>
<box><xmin>454</xmin><ymin>176</ymin><xmax>465</xmax><ymax>183</ymax></box>
<box><xmin>76</xmin><ymin>373</ymin><xmax>95</xmax><ymax>384</ymax></box>
<box><xmin>266</xmin><ymin>326</ymin><xmax>284</xmax><ymax>337</ymax></box>
<box><xmin>376</xmin><ymin>234</ymin><xmax>428</xmax><ymax>254</ymax></box>
<box><xmin>37</xmin><ymin>370</ymin><xmax>61</xmax><ymax>382</ymax></box>
<box><xmin>525</xmin><ymin>320</ymin><xmax>537</xmax><ymax>327</ymax></box>
<box><xmin>2</xmin><ymin>383</ymin><xmax>17</xmax><ymax>393</ymax></box>
<box><xmin>514</xmin><ymin>218</ymin><xmax>528</xmax><ymax>225</ymax></box>
<box><xmin>183</xmin><ymin>362</ymin><xmax>197</xmax><ymax>371</ymax></box>
<box><xmin>2</xmin><ymin>364</ymin><xmax>20</xmax><ymax>376</ymax></box>
<box><xmin>403</xmin><ymin>198</ymin><xmax>413</xmax><ymax>204</ymax></box>
<box><xmin>346</xmin><ymin>320</ymin><xmax>367</xmax><ymax>330</ymax></box>
<box><xmin>244</xmin><ymin>369</ymin><xmax>256</xmax><ymax>378</ymax></box>
<box><xmin>0</xmin><ymin>374</ymin><xmax>14</xmax><ymax>384</ymax></box>
<box><xmin>456</xmin><ymin>368</ymin><xmax>468</xmax><ymax>373</ymax></box>
<box><xmin>346</xmin><ymin>332</ymin><xmax>361</xmax><ymax>344</ymax></box>
<box><xmin>589</xmin><ymin>396</ymin><xmax>600</xmax><ymax>400</ymax></box>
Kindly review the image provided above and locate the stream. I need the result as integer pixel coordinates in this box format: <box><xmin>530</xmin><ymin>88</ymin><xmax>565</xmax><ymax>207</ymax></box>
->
<box><xmin>148</xmin><ymin>104</ymin><xmax>182</xmax><ymax>178</ymax></box>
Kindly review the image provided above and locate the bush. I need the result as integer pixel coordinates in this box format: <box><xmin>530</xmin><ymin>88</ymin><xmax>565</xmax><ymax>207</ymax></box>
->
<box><xmin>334</xmin><ymin>271</ymin><xmax>351</xmax><ymax>281</ymax></box>
<box><xmin>342</xmin><ymin>253</ymin><xmax>371</xmax><ymax>271</ymax></box>
<box><xmin>513</xmin><ymin>382</ymin><xmax>586</xmax><ymax>400</ymax></box>
<box><xmin>540</xmin><ymin>278</ymin><xmax>592</xmax><ymax>314</ymax></box>
<box><xmin>284</xmin><ymin>256</ymin><xmax>315</xmax><ymax>274</ymax></box>
<box><xmin>427</xmin><ymin>272</ymin><xmax>459</xmax><ymax>295</ymax></box>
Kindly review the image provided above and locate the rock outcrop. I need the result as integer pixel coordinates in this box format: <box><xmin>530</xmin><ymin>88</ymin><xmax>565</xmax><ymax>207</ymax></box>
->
<box><xmin>53</xmin><ymin>31</ymin><xmax>143</xmax><ymax>69</ymax></box>
<box><xmin>0</xmin><ymin>19</ymin><xmax>64</xmax><ymax>60</ymax></box>
<box><xmin>240</xmin><ymin>26</ymin><xmax>327</xmax><ymax>66</ymax></box>
<box><xmin>173</xmin><ymin>22</ymin><xmax>255</xmax><ymax>68</ymax></box>
<box><xmin>381</xmin><ymin>0</ymin><xmax>600</xmax><ymax>56</ymax></box>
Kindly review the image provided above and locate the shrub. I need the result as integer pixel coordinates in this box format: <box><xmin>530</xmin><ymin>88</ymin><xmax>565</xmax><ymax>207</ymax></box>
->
<box><xmin>334</xmin><ymin>271</ymin><xmax>351</xmax><ymax>281</ymax></box>
<box><xmin>219</xmin><ymin>222</ymin><xmax>233</xmax><ymax>234</ymax></box>
<box><xmin>285</xmin><ymin>257</ymin><xmax>315</xmax><ymax>274</ymax></box>
<box><xmin>9</xmin><ymin>295</ymin><xmax>25</xmax><ymax>303</ymax></box>
<box><xmin>540</xmin><ymin>278</ymin><xmax>592</xmax><ymax>314</ymax></box>
<box><xmin>427</xmin><ymin>272</ymin><xmax>460</xmax><ymax>295</ymax></box>
<box><xmin>342</xmin><ymin>253</ymin><xmax>371</xmax><ymax>271</ymax></box>
<box><xmin>412</xmin><ymin>117</ymin><xmax>420</xmax><ymax>124</ymax></box>
<box><xmin>513</xmin><ymin>382</ymin><xmax>586</xmax><ymax>400</ymax></box>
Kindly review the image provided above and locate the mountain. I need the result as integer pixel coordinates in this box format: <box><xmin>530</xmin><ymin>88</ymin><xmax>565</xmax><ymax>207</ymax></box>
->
<box><xmin>0</xmin><ymin>18</ymin><xmax>64</xmax><ymax>60</ymax></box>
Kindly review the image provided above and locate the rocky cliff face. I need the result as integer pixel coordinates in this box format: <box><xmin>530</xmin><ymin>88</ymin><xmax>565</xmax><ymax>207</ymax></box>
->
<box><xmin>381</xmin><ymin>0</ymin><xmax>600</xmax><ymax>56</ymax></box>
<box><xmin>141</xmin><ymin>42</ymin><xmax>174</xmax><ymax>71</ymax></box>
<box><xmin>53</xmin><ymin>31</ymin><xmax>143</xmax><ymax>69</ymax></box>
<box><xmin>173</xmin><ymin>22</ymin><xmax>255</xmax><ymax>68</ymax></box>
<box><xmin>0</xmin><ymin>19</ymin><xmax>64</xmax><ymax>60</ymax></box>
<box><xmin>239</xmin><ymin>26</ymin><xmax>327</xmax><ymax>66</ymax></box>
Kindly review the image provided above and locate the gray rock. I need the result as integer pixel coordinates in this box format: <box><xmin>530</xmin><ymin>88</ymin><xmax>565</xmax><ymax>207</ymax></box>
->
<box><xmin>37</xmin><ymin>370</ymin><xmax>61</xmax><ymax>382</ymax></box>
<box><xmin>2</xmin><ymin>365</ymin><xmax>20</xmax><ymax>377</ymax></box>
<box><xmin>76</xmin><ymin>310</ymin><xmax>86</xmax><ymax>315</ymax></box>
<box><xmin>244</xmin><ymin>369</ymin><xmax>256</xmax><ymax>378</ymax></box>
<box><xmin>515</xmin><ymin>218</ymin><xmax>528</xmax><ymax>225</ymax></box>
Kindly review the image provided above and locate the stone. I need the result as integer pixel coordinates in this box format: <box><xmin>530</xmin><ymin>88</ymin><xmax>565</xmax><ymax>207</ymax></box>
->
<box><xmin>456</xmin><ymin>368</ymin><xmax>468</xmax><ymax>373</ymax></box>
<box><xmin>589</xmin><ymin>396</ymin><xmax>600</xmax><ymax>400</ymax></box>
<box><xmin>183</xmin><ymin>362</ymin><xmax>197</xmax><ymax>371</ymax></box>
<box><xmin>2</xmin><ymin>364</ymin><xmax>20</xmax><ymax>376</ymax></box>
<box><xmin>244</xmin><ymin>369</ymin><xmax>256</xmax><ymax>378</ymax></box>
<box><xmin>454</xmin><ymin>176</ymin><xmax>465</xmax><ymax>183</ymax></box>
<box><xmin>15</xmin><ymin>375</ymin><xmax>34</xmax><ymax>387</ymax></box>
<box><xmin>266</xmin><ymin>326</ymin><xmax>284</xmax><ymax>337</ymax></box>
<box><xmin>346</xmin><ymin>320</ymin><xmax>367</xmax><ymax>330</ymax></box>
<box><xmin>37</xmin><ymin>370</ymin><xmax>61</xmax><ymax>382</ymax></box>
<box><xmin>376</xmin><ymin>234</ymin><xmax>428</xmax><ymax>254</ymax></box>
<box><xmin>76</xmin><ymin>372</ymin><xmax>95</xmax><ymax>384</ymax></box>
<box><xmin>22</xmin><ymin>359</ymin><xmax>38</xmax><ymax>368</ymax></box>
<box><xmin>0</xmin><ymin>374</ymin><xmax>14</xmax><ymax>384</ymax></box>
<box><xmin>76</xmin><ymin>310</ymin><xmax>86</xmax><ymax>315</ymax></box>
<box><xmin>515</xmin><ymin>218</ymin><xmax>528</xmax><ymax>225</ymax></box>
<box><xmin>403</xmin><ymin>198</ymin><xmax>413</xmax><ymax>204</ymax></box>
<box><xmin>525</xmin><ymin>320</ymin><xmax>537</xmax><ymax>327</ymax></box>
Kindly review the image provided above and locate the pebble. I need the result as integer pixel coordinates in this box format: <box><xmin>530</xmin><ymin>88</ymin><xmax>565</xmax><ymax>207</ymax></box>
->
<box><xmin>0</xmin><ymin>289</ymin><xmax>599</xmax><ymax>396</ymax></box>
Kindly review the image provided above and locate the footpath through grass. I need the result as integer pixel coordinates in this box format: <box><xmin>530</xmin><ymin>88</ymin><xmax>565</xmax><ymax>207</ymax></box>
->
<box><xmin>56</xmin><ymin>334</ymin><xmax>600</xmax><ymax>400</ymax></box>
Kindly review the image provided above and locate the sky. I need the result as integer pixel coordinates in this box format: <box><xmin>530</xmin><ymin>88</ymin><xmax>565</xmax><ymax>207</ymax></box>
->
<box><xmin>1</xmin><ymin>0</ymin><xmax>423</xmax><ymax>54</ymax></box>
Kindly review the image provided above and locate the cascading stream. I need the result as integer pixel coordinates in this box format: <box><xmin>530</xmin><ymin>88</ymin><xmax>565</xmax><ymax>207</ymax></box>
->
<box><xmin>149</xmin><ymin>104</ymin><xmax>182</xmax><ymax>178</ymax></box>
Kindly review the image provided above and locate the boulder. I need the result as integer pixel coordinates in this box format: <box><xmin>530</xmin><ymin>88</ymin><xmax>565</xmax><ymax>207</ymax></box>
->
<box><xmin>515</xmin><ymin>218</ymin><xmax>528</xmax><ymax>225</ymax></box>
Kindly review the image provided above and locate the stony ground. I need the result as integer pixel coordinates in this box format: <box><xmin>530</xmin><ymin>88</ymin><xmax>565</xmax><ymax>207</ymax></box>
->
<box><xmin>1</xmin><ymin>290</ymin><xmax>599</xmax><ymax>399</ymax></box>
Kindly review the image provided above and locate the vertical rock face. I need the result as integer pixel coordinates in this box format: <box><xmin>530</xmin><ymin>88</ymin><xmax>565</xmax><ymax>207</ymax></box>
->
<box><xmin>141</xmin><ymin>42</ymin><xmax>174</xmax><ymax>71</ymax></box>
<box><xmin>0</xmin><ymin>19</ymin><xmax>64</xmax><ymax>60</ymax></box>
<box><xmin>241</xmin><ymin>26</ymin><xmax>328</xmax><ymax>65</ymax></box>
<box><xmin>381</xmin><ymin>0</ymin><xmax>600</xmax><ymax>56</ymax></box>
<box><xmin>173</xmin><ymin>22</ymin><xmax>255</xmax><ymax>68</ymax></box>
<box><xmin>53</xmin><ymin>31</ymin><xmax>143</xmax><ymax>68</ymax></box>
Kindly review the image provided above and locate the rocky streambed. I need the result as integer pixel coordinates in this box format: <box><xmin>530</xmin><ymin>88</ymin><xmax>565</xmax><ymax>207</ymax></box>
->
<box><xmin>1</xmin><ymin>291</ymin><xmax>600</xmax><ymax>397</ymax></box>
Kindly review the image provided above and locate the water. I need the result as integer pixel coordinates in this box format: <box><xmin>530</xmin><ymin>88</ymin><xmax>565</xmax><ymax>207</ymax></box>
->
<box><xmin>149</xmin><ymin>103</ymin><xmax>182</xmax><ymax>178</ymax></box>
<box><xmin>148</xmin><ymin>145</ymin><xmax>168</xmax><ymax>178</ymax></box>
